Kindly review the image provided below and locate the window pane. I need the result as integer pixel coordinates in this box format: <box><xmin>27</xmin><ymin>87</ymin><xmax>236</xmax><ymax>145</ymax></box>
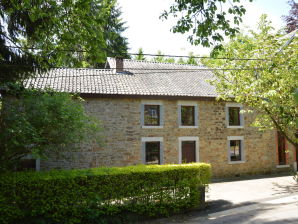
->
<box><xmin>229</xmin><ymin>107</ymin><xmax>240</xmax><ymax>126</ymax></box>
<box><xmin>181</xmin><ymin>106</ymin><xmax>195</xmax><ymax>126</ymax></box>
<box><xmin>144</xmin><ymin>105</ymin><xmax>160</xmax><ymax>126</ymax></box>
<box><xmin>145</xmin><ymin>142</ymin><xmax>160</xmax><ymax>164</ymax></box>
<box><xmin>230</xmin><ymin>140</ymin><xmax>241</xmax><ymax>161</ymax></box>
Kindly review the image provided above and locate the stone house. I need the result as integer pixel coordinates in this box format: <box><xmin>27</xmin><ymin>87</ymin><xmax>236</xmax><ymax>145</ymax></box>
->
<box><xmin>24</xmin><ymin>58</ymin><xmax>296</xmax><ymax>177</ymax></box>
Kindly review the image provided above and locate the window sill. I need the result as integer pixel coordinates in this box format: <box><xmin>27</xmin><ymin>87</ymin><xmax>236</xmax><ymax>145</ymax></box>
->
<box><xmin>276</xmin><ymin>164</ymin><xmax>290</xmax><ymax>168</ymax></box>
<box><xmin>179</xmin><ymin>126</ymin><xmax>198</xmax><ymax>128</ymax></box>
<box><xmin>228</xmin><ymin>161</ymin><xmax>246</xmax><ymax>164</ymax></box>
<box><xmin>142</xmin><ymin>126</ymin><xmax>163</xmax><ymax>129</ymax></box>
<box><xmin>227</xmin><ymin>125</ymin><xmax>244</xmax><ymax>129</ymax></box>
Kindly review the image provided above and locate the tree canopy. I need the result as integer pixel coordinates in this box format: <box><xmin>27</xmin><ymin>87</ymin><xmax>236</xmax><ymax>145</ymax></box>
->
<box><xmin>203</xmin><ymin>15</ymin><xmax>298</xmax><ymax>147</ymax></box>
<box><xmin>283</xmin><ymin>0</ymin><xmax>298</xmax><ymax>33</ymax></box>
<box><xmin>0</xmin><ymin>88</ymin><xmax>102</xmax><ymax>171</ymax></box>
<box><xmin>160</xmin><ymin>0</ymin><xmax>252</xmax><ymax>51</ymax></box>
<box><xmin>0</xmin><ymin>0</ymin><xmax>129</xmax><ymax>84</ymax></box>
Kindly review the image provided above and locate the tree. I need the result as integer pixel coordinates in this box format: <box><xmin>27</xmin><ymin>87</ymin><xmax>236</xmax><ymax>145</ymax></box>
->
<box><xmin>105</xmin><ymin>3</ymin><xmax>130</xmax><ymax>59</ymax></box>
<box><xmin>135</xmin><ymin>48</ymin><xmax>146</xmax><ymax>61</ymax></box>
<box><xmin>152</xmin><ymin>50</ymin><xmax>175</xmax><ymax>63</ymax></box>
<box><xmin>160</xmin><ymin>0</ymin><xmax>252</xmax><ymax>51</ymax></box>
<box><xmin>0</xmin><ymin>0</ymin><xmax>129</xmax><ymax>84</ymax></box>
<box><xmin>186</xmin><ymin>52</ymin><xmax>198</xmax><ymax>65</ymax></box>
<box><xmin>203</xmin><ymin>15</ymin><xmax>298</xmax><ymax>147</ymax></box>
<box><xmin>0</xmin><ymin>87</ymin><xmax>102</xmax><ymax>171</ymax></box>
<box><xmin>283</xmin><ymin>0</ymin><xmax>298</xmax><ymax>33</ymax></box>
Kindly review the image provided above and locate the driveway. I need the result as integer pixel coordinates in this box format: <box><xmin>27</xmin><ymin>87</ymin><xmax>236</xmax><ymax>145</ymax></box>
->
<box><xmin>143</xmin><ymin>174</ymin><xmax>298</xmax><ymax>224</ymax></box>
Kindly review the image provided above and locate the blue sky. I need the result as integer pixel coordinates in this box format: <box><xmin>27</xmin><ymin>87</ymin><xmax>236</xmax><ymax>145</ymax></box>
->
<box><xmin>118</xmin><ymin>0</ymin><xmax>293</xmax><ymax>56</ymax></box>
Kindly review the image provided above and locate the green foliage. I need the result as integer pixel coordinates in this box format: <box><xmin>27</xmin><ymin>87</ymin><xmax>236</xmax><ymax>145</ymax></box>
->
<box><xmin>186</xmin><ymin>52</ymin><xmax>198</xmax><ymax>65</ymax></box>
<box><xmin>203</xmin><ymin>15</ymin><xmax>298</xmax><ymax>147</ymax></box>
<box><xmin>0</xmin><ymin>87</ymin><xmax>102</xmax><ymax>171</ymax></box>
<box><xmin>152</xmin><ymin>50</ymin><xmax>175</xmax><ymax>63</ymax></box>
<box><xmin>160</xmin><ymin>0</ymin><xmax>253</xmax><ymax>50</ymax></box>
<box><xmin>0</xmin><ymin>0</ymin><xmax>129</xmax><ymax>84</ymax></box>
<box><xmin>0</xmin><ymin>163</ymin><xmax>211</xmax><ymax>224</ymax></box>
<box><xmin>135</xmin><ymin>48</ymin><xmax>146</xmax><ymax>61</ymax></box>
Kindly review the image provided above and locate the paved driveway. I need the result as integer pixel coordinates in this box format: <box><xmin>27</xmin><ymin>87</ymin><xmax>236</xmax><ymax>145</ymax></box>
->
<box><xmin>143</xmin><ymin>175</ymin><xmax>298</xmax><ymax>224</ymax></box>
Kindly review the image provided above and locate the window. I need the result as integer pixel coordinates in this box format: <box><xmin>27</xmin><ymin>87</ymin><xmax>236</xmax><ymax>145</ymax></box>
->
<box><xmin>178</xmin><ymin>102</ymin><xmax>198</xmax><ymax>128</ymax></box>
<box><xmin>178</xmin><ymin>137</ymin><xmax>199</xmax><ymax>164</ymax></box>
<box><xmin>226</xmin><ymin>103</ymin><xmax>244</xmax><ymax>128</ymax></box>
<box><xmin>18</xmin><ymin>155</ymin><xmax>40</xmax><ymax>171</ymax></box>
<box><xmin>141</xmin><ymin>102</ymin><xmax>163</xmax><ymax>128</ymax></box>
<box><xmin>144</xmin><ymin>105</ymin><xmax>160</xmax><ymax>126</ymax></box>
<box><xmin>227</xmin><ymin>136</ymin><xmax>245</xmax><ymax>163</ymax></box>
<box><xmin>145</xmin><ymin>142</ymin><xmax>160</xmax><ymax>164</ymax></box>
<box><xmin>229</xmin><ymin>107</ymin><xmax>240</xmax><ymax>126</ymax></box>
<box><xmin>141</xmin><ymin>137</ymin><xmax>163</xmax><ymax>164</ymax></box>
<box><xmin>181</xmin><ymin>106</ymin><xmax>195</xmax><ymax>126</ymax></box>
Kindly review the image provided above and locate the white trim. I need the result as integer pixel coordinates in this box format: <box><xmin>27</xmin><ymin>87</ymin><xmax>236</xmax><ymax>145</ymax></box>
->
<box><xmin>227</xmin><ymin>136</ymin><xmax>244</xmax><ymax>141</ymax></box>
<box><xmin>141</xmin><ymin>137</ymin><xmax>163</xmax><ymax>142</ymax></box>
<box><xmin>141</xmin><ymin>101</ymin><xmax>164</xmax><ymax>128</ymax></box>
<box><xmin>142</xmin><ymin>126</ymin><xmax>164</xmax><ymax>129</ymax></box>
<box><xmin>276</xmin><ymin>165</ymin><xmax>290</xmax><ymax>168</ymax></box>
<box><xmin>227</xmin><ymin>136</ymin><xmax>245</xmax><ymax>164</ymax></box>
<box><xmin>178</xmin><ymin>136</ymin><xmax>199</xmax><ymax>164</ymax></box>
<box><xmin>228</xmin><ymin>161</ymin><xmax>246</xmax><ymax>165</ymax></box>
<box><xmin>294</xmin><ymin>162</ymin><xmax>297</xmax><ymax>172</ymax></box>
<box><xmin>36</xmin><ymin>158</ymin><xmax>40</xmax><ymax>171</ymax></box>
<box><xmin>178</xmin><ymin>126</ymin><xmax>198</xmax><ymax>128</ymax></box>
<box><xmin>225</xmin><ymin>103</ymin><xmax>244</xmax><ymax>128</ymax></box>
<box><xmin>177</xmin><ymin>101</ymin><xmax>199</xmax><ymax>128</ymax></box>
<box><xmin>141</xmin><ymin>137</ymin><xmax>164</xmax><ymax>164</ymax></box>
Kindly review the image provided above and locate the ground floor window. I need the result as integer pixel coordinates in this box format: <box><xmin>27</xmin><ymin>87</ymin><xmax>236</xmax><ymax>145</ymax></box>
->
<box><xmin>145</xmin><ymin>142</ymin><xmax>160</xmax><ymax>164</ymax></box>
<box><xmin>141</xmin><ymin>137</ymin><xmax>163</xmax><ymax>165</ymax></box>
<box><xmin>228</xmin><ymin>136</ymin><xmax>245</xmax><ymax>163</ymax></box>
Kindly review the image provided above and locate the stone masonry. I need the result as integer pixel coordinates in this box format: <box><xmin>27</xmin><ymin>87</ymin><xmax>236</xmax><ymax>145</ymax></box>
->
<box><xmin>40</xmin><ymin>97</ymin><xmax>295</xmax><ymax>178</ymax></box>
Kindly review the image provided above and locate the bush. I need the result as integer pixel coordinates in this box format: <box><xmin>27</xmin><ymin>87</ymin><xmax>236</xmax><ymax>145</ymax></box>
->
<box><xmin>0</xmin><ymin>163</ymin><xmax>211</xmax><ymax>224</ymax></box>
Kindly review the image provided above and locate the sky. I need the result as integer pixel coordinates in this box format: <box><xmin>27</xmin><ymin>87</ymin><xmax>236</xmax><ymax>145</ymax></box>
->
<box><xmin>117</xmin><ymin>0</ymin><xmax>292</xmax><ymax>56</ymax></box>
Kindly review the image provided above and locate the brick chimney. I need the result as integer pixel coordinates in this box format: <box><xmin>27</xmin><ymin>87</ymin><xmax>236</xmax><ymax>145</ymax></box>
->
<box><xmin>115</xmin><ymin>57</ymin><xmax>124</xmax><ymax>73</ymax></box>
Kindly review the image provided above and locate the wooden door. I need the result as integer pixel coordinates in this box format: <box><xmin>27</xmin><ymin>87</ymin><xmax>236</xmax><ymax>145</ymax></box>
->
<box><xmin>277</xmin><ymin>131</ymin><xmax>286</xmax><ymax>165</ymax></box>
<box><xmin>182</xmin><ymin>141</ymin><xmax>196</xmax><ymax>163</ymax></box>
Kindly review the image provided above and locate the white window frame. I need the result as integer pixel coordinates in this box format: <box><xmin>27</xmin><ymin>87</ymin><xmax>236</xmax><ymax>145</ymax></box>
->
<box><xmin>141</xmin><ymin>137</ymin><xmax>164</xmax><ymax>164</ymax></box>
<box><xmin>225</xmin><ymin>103</ymin><xmax>244</xmax><ymax>128</ymax></box>
<box><xmin>178</xmin><ymin>136</ymin><xmax>199</xmax><ymax>164</ymax></box>
<box><xmin>141</xmin><ymin>101</ymin><xmax>164</xmax><ymax>128</ymax></box>
<box><xmin>227</xmin><ymin>136</ymin><xmax>245</xmax><ymax>164</ymax></box>
<box><xmin>177</xmin><ymin>101</ymin><xmax>198</xmax><ymax>128</ymax></box>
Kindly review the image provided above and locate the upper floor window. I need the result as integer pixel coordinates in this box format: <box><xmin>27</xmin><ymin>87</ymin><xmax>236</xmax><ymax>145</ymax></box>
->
<box><xmin>141</xmin><ymin>101</ymin><xmax>163</xmax><ymax>128</ymax></box>
<box><xmin>178</xmin><ymin>102</ymin><xmax>198</xmax><ymax>128</ymax></box>
<box><xmin>144</xmin><ymin>105</ymin><xmax>160</xmax><ymax>126</ymax></box>
<box><xmin>226</xmin><ymin>103</ymin><xmax>244</xmax><ymax>128</ymax></box>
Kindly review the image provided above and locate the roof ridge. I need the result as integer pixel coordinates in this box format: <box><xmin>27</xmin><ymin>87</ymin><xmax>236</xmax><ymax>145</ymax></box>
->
<box><xmin>49</xmin><ymin>67</ymin><xmax>112</xmax><ymax>72</ymax></box>
<box><xmin>122</xmin><ymin>58</ymin><xmax>204</xmax><ymax>67</ymax></box>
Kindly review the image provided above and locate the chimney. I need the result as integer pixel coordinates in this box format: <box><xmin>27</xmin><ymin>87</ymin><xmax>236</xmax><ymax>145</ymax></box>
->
<box><xmin>115</xmin><ymin>57</ymin><xmax>124</xmax><ymax>73</ymax></box>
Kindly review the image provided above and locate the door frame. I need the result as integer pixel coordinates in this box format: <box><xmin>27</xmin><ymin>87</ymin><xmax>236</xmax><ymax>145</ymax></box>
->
<box><xmin>178</xmin><ymin>136</ymin><xmax>199</xmax><ymax>164</ymax></box>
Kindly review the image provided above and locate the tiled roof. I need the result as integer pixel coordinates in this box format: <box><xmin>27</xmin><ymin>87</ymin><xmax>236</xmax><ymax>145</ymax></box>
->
<box><xmin>24</xmin><ymin>58</ymin><xmax>217</xmax><ymax>98</ymax></box>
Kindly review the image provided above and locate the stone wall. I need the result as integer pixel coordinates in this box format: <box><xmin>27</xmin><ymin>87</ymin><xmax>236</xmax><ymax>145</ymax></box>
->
<box><xmin>40</xmin><ymin>97</ymin><xmax>295</xmax><ymax>177</ymax></box>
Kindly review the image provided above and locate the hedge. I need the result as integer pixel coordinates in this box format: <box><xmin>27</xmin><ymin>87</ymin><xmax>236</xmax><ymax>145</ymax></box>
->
<box><xmin>0</xmin><ymin>163</ymin><xmax>211</xmax><ymax>224</ymax></box>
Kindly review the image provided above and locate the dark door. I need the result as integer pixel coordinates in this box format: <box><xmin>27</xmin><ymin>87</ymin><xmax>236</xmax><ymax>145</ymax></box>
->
<box><xmin>277</xmin><ymin>132</ymin><xmax>286</xmax><ymax>165</ymax></box>
<box><xmin>182</xmin><ymin>141</ymin><xmax>196</xmax><ymax>163</ymax></box>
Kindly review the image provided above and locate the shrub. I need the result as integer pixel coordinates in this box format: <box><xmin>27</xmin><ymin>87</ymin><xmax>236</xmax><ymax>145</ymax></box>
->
<box><xmin>0</xmin><ymin>163</ymin><xmax>211</xmax><ymax>224</ymax></box>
